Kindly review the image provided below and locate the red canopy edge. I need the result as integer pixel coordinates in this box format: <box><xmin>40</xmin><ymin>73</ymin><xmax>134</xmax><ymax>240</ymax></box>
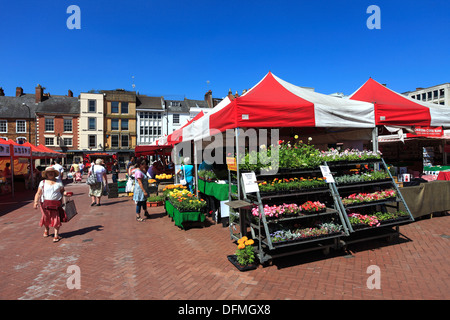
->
<box><xmin>135</xmin><ymin>144</ymin><xmax>173</xmax><ymax>157</ymax></box>
<box><xmin>349</xmin><ymin>78</ymin><xmax>450</xmax><ymax>127</ymax></box>
<box><xmin>38</xmin><ymin>144</ymin><xmax>66</xmax><ymax>157</ymax></box>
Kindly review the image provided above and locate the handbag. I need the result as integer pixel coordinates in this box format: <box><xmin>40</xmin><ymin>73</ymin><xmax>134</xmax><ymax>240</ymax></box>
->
<box><xmin>86</xmin><ymin>171</ymin><xmax>97</xmax><ymax>185</ymax></box>
<box><xmin>62</xmin><ymin>199</ymin><xmax>78</xmax><ymax>222</ymax></box>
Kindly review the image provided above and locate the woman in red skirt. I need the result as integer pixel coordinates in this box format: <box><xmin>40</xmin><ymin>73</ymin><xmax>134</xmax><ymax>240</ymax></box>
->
<box><xmin>33</xmin><ymin>167</ymin><xmax>71</xmax><ymax>242</ymax></box>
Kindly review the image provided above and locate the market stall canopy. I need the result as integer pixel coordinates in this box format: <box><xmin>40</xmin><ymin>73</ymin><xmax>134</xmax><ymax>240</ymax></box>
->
<box><xmin>0</xmin><ymin>138</ymin><xmax>31</xmax><ymax>158</ymax></box>
<box><xmin>200</xmin><ymin>72</ymin><xmax>376</xmax><ymax>140</ymax></box>
<box><xmin>135</xmin><ymin>144</ymin><xmax>173</xmax><ymax>157</ymax></box>
<box><xmin>349</xmin><ymin>78</ymin><xmax>450</xmax><ymax>127</ymax></box>
<box><xmin>21</xmin><ymin>142</ymin><xmax>54</xmax><ymax>158</ymax></box>
<box><xmin>157</xmin><ymin>111</ymin><xmax>206</xmax><ymax>146</ymax></box>
<box><xmin>168</xmin><ymin>110</ymin><xmax>205</xmax><ymax>145</ymax></box>
<box><xmin>37</xmin><ymin>144</ymin><xmax>66</xmax><ymax>158</ymax></box>
<box><xmin>0</xmin><ymin>138</ymin><xmax>10</xmax><ymax>157</ymax></box>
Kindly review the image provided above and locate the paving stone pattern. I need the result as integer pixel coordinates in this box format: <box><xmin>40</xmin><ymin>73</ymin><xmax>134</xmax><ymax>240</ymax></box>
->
<box><xmin>0</xmin><ymin>177</ymin><xmax>449</xmax><ymax>300</ymax></box>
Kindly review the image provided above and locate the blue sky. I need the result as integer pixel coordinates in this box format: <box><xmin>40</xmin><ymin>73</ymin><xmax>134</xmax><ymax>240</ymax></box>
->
<box><xmin>0</xmin><ymin>0</ymin><xmax>449</xmax><ymax>100</ymax></box>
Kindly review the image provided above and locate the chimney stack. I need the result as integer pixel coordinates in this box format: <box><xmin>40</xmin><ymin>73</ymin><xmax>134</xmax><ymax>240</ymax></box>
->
<box><xmin>227</xmin><ymin>88</ymin><xmax>234</xmax><ymax>101</ymax></box>
<box><xmin>16</xmin><ymin>87</ymin><xmax>23</xmax><ymax>97</ymax></box>
<box><xmin>35</xmin><ymin>84</ymin><xmax>43</xmax><ymax>103</ymax></box>
<box><xmin>204</xmin><ymin>90</ymin><xmax>213</xmax><ymax>108</ymax></box>
<box><xmin>0</xmin><ymin>87</ymin><xmax>4</xmax><ymax>96</ymax></box>
<box><xmin>68</xmin><ymin>89</ymin><xmax>73</xmax><ymax>97</ymax></box>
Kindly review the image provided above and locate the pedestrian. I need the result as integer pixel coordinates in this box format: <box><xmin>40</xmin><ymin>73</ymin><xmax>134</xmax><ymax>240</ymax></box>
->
<box><xmin>33</xmin><ymin>166</ymin><xmax>71</xmax><ymax>242</ymax></box>
<box><xmin>177</xmin><ymin>157</ymin><xmax>194</xmax><ymax>193</ymax></box>
<box><xmin>52</xmin><ymin>159</ymin><xmax>64</xmax><ymax>183</ymax></box>
<box><xmin>88</xmin><ymin>158</ymin><xmax>108</xmax><ymax>206</ymax></box>
<box><xmin>133</xmin><ymin>159</ymin><xmax>151</xmax><ymax>221</ymax></box>
<box><xmin>4</xmin><ymin>162</ymin><xmax>12</xmax><ymax>184</ymax></box>
<box><xmin>147</xmin><ymin>161</ymin><xmax>161</xmax><ymax>179</ymax></box>
<box><xmin>79</xmin><ymin>162</ymin><xmax>84</xmax><ymax>176</ymax></box>
<box><xmin>112</xmin><ymin>159</ymin><xmax>119</xmax><ymax>183</ymax></box>
<box><xmin>70</xmin><ymin>161</ymin><xmax>82</xmax><ymax>183</ymax></box>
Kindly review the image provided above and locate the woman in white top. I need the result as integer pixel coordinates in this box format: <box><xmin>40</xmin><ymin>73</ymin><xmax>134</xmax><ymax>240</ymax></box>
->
<box><xmin>33</xmin><ymin>167</ymin><xmax>71</xmax><ymax>242</ymax></box>
<box><xmin>88</xmin><ymin>159</ymin><xmax>108</xmax><ymax>206</ymax></box>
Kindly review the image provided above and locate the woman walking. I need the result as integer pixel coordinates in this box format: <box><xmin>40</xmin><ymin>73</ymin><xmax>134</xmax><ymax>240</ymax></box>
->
<box><xmin>33</xmin><ymin>166</ymin><xmax>70</xmax><ymax>242</ymax></box>
<box><xmin>133</xmin><ymin>159</ymin><xmax>151</xmax><ymax>222</ymax></box>
<box><xmin>88</xmin><ymin>159</ymin><xmax>108</xmax><ymax>206</ymax></box>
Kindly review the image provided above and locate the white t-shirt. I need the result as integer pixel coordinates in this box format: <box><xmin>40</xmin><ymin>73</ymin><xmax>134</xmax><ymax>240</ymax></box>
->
<box><xmin>39</xmin><ymin>180</ymin><xmax>64</xmax><ymax>202</ymax></box>
<box><xmin>91</xmin><ymin>165</ymin><xmax>106</xmax><ymax>182</ymax></box>
<box><xmin>52</xmin><ymin>163</ymin><xmax>64</xmax><ymax>182</ymax></box>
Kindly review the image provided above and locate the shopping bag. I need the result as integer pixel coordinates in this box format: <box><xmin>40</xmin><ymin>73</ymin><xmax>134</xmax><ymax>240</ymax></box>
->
<box><xmin>86</xmin><ymin>172</ymin><xmax>97</xmax><ymax>185</ymax></box>
<box><xmin>62</xmin><ymin>199</ymin><xmax>78</xmax><ymax>222</ymax></box>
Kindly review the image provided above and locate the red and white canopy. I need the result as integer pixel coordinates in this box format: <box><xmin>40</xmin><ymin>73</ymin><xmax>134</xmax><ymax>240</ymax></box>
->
<box><xmin>156</xmin><ymin>111</ymin><xmax>205</xmax><ymax>146</ymax></box>
<box><xmin>194</xmin><ymin>72</ymin><xmax>376</xmax><ymax>141</ymax></box>
<box><xmin>349</xmin><ymin>78</ymin><xmax>450</xmax><ymax>127</ymax></box>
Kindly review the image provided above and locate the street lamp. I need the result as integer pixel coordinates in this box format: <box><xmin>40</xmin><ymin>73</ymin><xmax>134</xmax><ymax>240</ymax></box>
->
<box><xmin>22</xmin><ymin>103</ymin><xmax>31</xmax><ymax>143</ymax></box>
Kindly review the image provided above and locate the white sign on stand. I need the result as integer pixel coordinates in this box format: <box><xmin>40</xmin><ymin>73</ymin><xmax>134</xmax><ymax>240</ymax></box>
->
<box><xmin>242</xmin><ymin>172</ymin><xmax>259</xmax><ymax>194</ymax></box>
<box><xmin>320</xmin><ymin>165</ymin><xmax>335</xmax><ymax>183</ymax></box>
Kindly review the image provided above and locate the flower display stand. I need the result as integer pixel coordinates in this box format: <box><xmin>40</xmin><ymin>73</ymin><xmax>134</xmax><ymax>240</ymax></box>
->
<box><xmin>326</xmin><ymin>158</ymin><xmax>414</xmax><ymax>247</ymax></box>
<box><xmin>228</xmin><ymin>157</ymin><xmax>414</xmax><ymax>265</ymax></box>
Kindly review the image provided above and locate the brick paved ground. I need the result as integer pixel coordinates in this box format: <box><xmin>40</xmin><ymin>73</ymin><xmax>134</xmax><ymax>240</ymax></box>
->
<box><xmin>0</xmin><ymin>175</ymin><xmax>449</xmax><ymax>300</ymax></box>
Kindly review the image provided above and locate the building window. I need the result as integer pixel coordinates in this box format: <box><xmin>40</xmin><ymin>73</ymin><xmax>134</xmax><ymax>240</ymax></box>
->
<box><xmin>64</xmin><ymin>119</ymin><xmax>73</xmax><ymax>132</ymax></box>
<box><xmin>427</xmin><ymin>92</ymin><xmax>432</xmax><ymax>100</ymax></box>
<box><xmin>111</xmin><ymin>119</ymin><xmax>119</xmax><ymax>130</ymax></box>
<box><xmin>45</xmin><ymin>118</ymin><xmax>54</xmax><ymax>132</ymax></box>
<box><xmin>121</xmin><ymin>135</ymin><xmax>129</xmax><ymax>148</ymax></box>
<box><xmin>16</xmin><ymin>120</ymin><xmax>26</xmax><ymax>133</ymax></box>
<box><xmin>111</xmin><ymin>135</ymin><xmax>119</xmax><ymax>148</ymax></box>
<box><xmin>0</xmin><ymin>120</ymin><xmax>6</xmax><ymax>133</ymax></box>
<box><xmin>45</xmin><ymin>137</ymin><xmax>54</xmax><ymax>146</ymax></box>
<box><xmin>121</xmin><ymin>119</ymin><xmax>129</xmax><ymax>130</ymax></box>
<box><xmin>440</xmin><ymin>89</ymin><xmax>445</xmax><ymax>98</ymax></box>
<box><xmin>88</xmin><ymin>100</ymin><xmax>96</xmax><ymax>113</ymax></box>
<box><xmin>121</xmin><ymin>102</ymin><xmax>128</xmax><ymax>114</ymax></box>
<box><xmin>173</xmin><ymin>114</ymin><xmax>180</xmax><ymax>124</ymax></box>
<box><xmin>111</xmin><ymin>101</ymin><xmax>119</xmax><ymax>113</ymax></box>
<box><xmin>63</xmin><ymin>138</ymin><xmax>73</xmax><ymax>146</ymax></box>
<box><xmin>16</xmin><ymin>137</ymin><xmax>27</xmax><ymax>144</ymax></box>
<box><xmin>88</xmin><ymin>118</ymin><xmax>96</xmax><ymax>130</ymax></box>
<box><xmin>88</xmin><ymin>135</ymin><xmax>96</xmax><ymax>148</ymax></box>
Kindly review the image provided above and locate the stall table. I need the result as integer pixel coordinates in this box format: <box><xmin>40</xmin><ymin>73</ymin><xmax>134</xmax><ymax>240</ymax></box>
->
<box><xmin>165</xmin><ymin>200</ymin><xmax>205</xmax><ymax>229</ymax></box>
<box><xmin>398</xmin><ymin>180</ymin><xmax>450</xmax><ymax>218</ymax></box>
<box><xmin>197</xmin><ymin>179</ymin><xmax>238</xmax><ymax>224</ymax></box>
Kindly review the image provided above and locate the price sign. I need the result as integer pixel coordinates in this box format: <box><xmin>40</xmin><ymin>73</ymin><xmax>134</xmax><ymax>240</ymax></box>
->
<box><xmin>242</xmin><ymin>171</ymin><xmax>259</xmax><ymax>193</ymax></box>
<box><xmin>320</xmin><ymin>165</ymin><xmax>335</xmax><ymax>183</ymax></box>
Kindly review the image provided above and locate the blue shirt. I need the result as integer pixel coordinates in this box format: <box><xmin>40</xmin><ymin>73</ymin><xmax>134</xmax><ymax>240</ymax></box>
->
<box><xmin>181</xmin><ymin>164</ymin><xmax>194</xmax><ymax>183</ymax></box>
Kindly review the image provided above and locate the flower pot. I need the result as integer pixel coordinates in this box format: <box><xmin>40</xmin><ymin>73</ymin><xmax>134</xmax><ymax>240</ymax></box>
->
<box><xmin>227</xmin><ymin>255</ymin><xmax>258</xmax><ymax>272</ymax></box>
<box><xmin>147</xmin><ymin>201</ymin><xmax>163</xmax><ymax>207</ymax></box>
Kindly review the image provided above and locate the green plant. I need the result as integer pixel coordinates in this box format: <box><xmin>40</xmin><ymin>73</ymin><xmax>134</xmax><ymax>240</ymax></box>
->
<box><xmin>147</xmin><ymin>195</ymin><xmax>164</xmax><ymax>202</ymax></box>
<box><xmin>198</xmin><ymin>169</ymin><xmax>218</xmax><ymax>181</ymax></box>
<box><xmin>235</xmin><ymin>236</ymin><xmax>256</xmax><ymax>265</ymax></box>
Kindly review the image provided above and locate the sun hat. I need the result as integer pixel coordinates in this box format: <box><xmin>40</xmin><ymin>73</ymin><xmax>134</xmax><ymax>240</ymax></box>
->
<box><xmin>42</xmin><ymin>166</ymin><xmax>60</xmax><ymax>178</ymax></box>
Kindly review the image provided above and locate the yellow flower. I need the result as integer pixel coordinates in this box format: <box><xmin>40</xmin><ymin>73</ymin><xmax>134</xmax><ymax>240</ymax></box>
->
<box><xmin>237</xmin><ymin>243</ymin><xmax>245</xmax><ymax>250</ymax></box>
<box><xmin>294</xmin><ymin>135</ymin><xmax>298</xmax><ymax>139</ymax></box>
<box><xmin>245</xmin><ymin>239</ymin><xmax>254</xmax><ymax>246</ymax></box>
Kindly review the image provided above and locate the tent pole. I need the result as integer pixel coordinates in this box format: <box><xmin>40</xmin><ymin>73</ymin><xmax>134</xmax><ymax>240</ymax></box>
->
<box><xmin>194</xmin><ymin>140</ymin><xmax>199</xmax><ymax>197</ymax></box>
<box><xmin>372</xmin><ymin>126</ymin><xmax>380</xmax><ymax>171</ymax></box>
<box><xmin>10</xmin><ymin>152</ymin><xmax>14</xmax><ymax>198</ymax></box>
<box><xmin>372</xmin><ymin>126</ymin><xmax>379</xmax><ymax>153</ymax></box>
<box><xmin>235</xmin><ymin>127</ymin><xmax>240</xmax><ymax>199</ymax></box>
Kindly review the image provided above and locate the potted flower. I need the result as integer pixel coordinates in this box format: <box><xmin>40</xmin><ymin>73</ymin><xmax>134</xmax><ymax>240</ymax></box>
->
<box><xmin>228</xmin><ymin>236</ymin><xmax>258</xmax><ymax>271</ymax></box>
<box><xmin>147</xmin><ymin>195</ymin><xmax>165</xmax><ymax>207</ymax></box>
